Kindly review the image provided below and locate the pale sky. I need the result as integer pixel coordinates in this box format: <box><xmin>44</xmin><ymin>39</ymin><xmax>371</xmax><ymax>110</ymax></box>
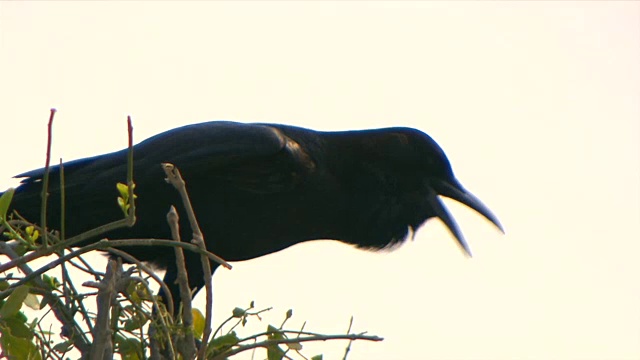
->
<box><xmin>1</xmin><ymin>2</ymin><xmax>639</xmax><ymax>359</ymax></box>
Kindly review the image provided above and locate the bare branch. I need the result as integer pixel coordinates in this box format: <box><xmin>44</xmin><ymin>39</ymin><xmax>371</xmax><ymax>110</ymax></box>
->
<box><xmin>86</xmin><ymin>259</ymin><xmax>119</xmax><ymax>360</ymax></box>
<box><xmin>166</xmin><ymin>205</ymin><xmax>196</xmax><ymax>359</ymax></box>
<box><xmin>107</xmin><ymin>247</ymin><xmax>174</xmax><ymax>318</ymax></box>
<box><xmin>162</xmin><ymin>163</ymin><xmax>220</xmax><ymax>360</ymax></box>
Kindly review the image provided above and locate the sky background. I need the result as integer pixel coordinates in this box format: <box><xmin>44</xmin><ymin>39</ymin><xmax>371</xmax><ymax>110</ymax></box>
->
<box><xmin>1</xmin><ymin>2</ymin><xmax>639</xmax><ymax>359</ymax></box>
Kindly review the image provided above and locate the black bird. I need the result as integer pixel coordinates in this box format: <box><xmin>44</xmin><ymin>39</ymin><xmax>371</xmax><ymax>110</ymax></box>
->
<box><xmin>4</xmin><ymin>121</ymin><xmax>503</xmax><ymax>308</ymax></box>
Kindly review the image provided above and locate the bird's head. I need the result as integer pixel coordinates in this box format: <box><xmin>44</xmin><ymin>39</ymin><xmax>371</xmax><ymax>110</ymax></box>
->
<box><xmin>382</xmin><ymin>128</ymin><xmax>504</xmax><ymax>255</ymax></box>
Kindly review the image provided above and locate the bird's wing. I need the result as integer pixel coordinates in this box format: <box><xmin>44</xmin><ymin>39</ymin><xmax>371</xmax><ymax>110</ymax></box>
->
<box><xmin>15</xmin><ymin>121</ymin><xmax>314</xmax><ymax>194</ymax></box>
<box><xmin>134</xmin><ymin>121</ymin><xmax>316</xmax><ymax>193</ymax></box>
<box><xmin>137</xmin><ymin>121</ymin><xmax>291</xmax><ymax>169</ymax></box>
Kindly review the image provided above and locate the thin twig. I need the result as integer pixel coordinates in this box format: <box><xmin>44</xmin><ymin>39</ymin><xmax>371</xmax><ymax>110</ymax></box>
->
<box><xmin>126</xmin><ymin>116</ymin><xmax>136</xmax><ymax>226</ymax></box>
<box><xmin>2</xmin><ymin>245</ymin><xmax>168</xmax><ymax>326</ymax></box>
<box><xmin>0</xmin><ymin>216</ymin><xmax>132</xmax><ymax>275</ymax></box>
<box><xmin>0</xmin><ymin>241</ymin><xmax>90</xmax><ymax>353</ymax></box>
<box><xmin>59</xmin><ymin>249</ymin><xmax>94</xmax><ymax>333</ymax></box>
<box><xmin>213</xmin><ymin>303</ymin><xmax>262</xmax><ymax>338</ymax></box>
<box><xmin>40</xmin><ymin>108</ymin><xmax>56</xmax><ymax>248</ymax></box>
<box><xmin>342</xmin><ymin>316</ymin><xmax>355</xmax><ymax>360</ymax></box>
<box><xmin>106</xmin><ymin>251</ymin><xmax>177</xmax><ymax>360</ymax></box>
<box><xmin>7</xmin><ymin>115</ymin><xmax>134</xmax><ymax>260</ymax></box>
<box><xmin>0</xmin><ymin>237</ymin><xmax>228</xmax><ymax>290</ymax></box>
<box><xmin>107</xmin><ymin>247</ymin><xmax>174</xmax><ymax>319</ymax></box>
<box><xmin>69</xmin><ymin>257</ymin><xmax>104</xmax><ymax>279</ymax></box>
<box><xmin>212</xmin><ymin>333</ymin><xmax>384</xmax><ymax>360</ymax></box>
<box><xmin>227</xmin><ymin>306</ymin><xmax>274</xmax><ymax>335</ymax></box>
<box><xmin>236</xmin><ymin>328</ymin><xmax>375</xmax><ymax>345</ymax></box>
<box><xmin>59</xmin><ymin>159</ymin><xmax>65</xmax><ymax>241</ymax></box>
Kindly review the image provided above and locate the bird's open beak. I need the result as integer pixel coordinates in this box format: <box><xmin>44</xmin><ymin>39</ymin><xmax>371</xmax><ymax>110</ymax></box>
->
<box><xmin>429</xmin><ymin>178</ymin><xmax>504</xmax><ymax>256</ymax></box>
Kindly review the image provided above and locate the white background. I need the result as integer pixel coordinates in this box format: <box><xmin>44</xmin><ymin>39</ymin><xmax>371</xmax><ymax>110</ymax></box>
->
<box><xmin>1</xmin><ymin>2</ymin><xmax>639</xmax><ymax>359</ymax></box>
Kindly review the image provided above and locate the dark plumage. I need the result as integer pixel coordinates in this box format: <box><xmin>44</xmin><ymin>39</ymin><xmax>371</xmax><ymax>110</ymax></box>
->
<box><xmin>5</xmin><ymin>121</ymin><xmax>503</xmax><ymax>308</ymax></box>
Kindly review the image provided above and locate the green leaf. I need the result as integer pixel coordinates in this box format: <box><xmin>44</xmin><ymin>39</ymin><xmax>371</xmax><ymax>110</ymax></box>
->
<box><xmin>0</xmin><ymin>325</ymin><xmax>42</xmax><ymax>360</ymax></box>
<box><xmin>311</xmin><ymin>355</ymin><xmax>323</xmax><ymax>360</ymax></box>
<box><xmin>117</xmin><ymin>197</ymin><xmax>127</xmax><ymax>216</ymax></box>
<box><xmin>122</xmin><ymin>352</ymin><xmax>140</xmax><ymax>360</ymax></box>
<box><xmin>0</xmin><ymin>188</ymin><xmax>15</xmax><ymax>220</ymax></box>
<box><xmin>117</xmin><ymin>337</ymin><xmax>142</xmax><ymax>360</ymax></box>
<box><xmin>42</xmin><ymin>274</ymin><xmax>61</xmax><ymax>289</ymax></box>
<box><xmin>14</xmin><ymin>309</ymin><xmax>27</xmax><ymax>323</ymax></box>
<box><xmin>0</xmin><ymin>285</ymin><xmax>29</xmax><ymax>319</ymax></box>
<box><xmin>135</xmin><ymin>283</ymin><xmax>151</xmax><ymax>301</ymax></box>
<box><xmin>52</xmin><ymin>340</ymin><xmax>73</xmax><ymax>354</ymax></box>
<box><xmin>206</xmin><ymin>331</ymin><xmax>240</xmax><ymax>357</ymax></box>
<box><xmin>287</xmin><ymin>342</ymin><xmax>302</xmax><ymax>351</ymax></box>
<box><xmin>267</xmin><ymin>324</ymin><xmax>284</xmax><ymax>340</ymax></box>
<box><xmin>126</xmin><ymin>282</ymin><xmax>151</xmax><ymax>305</ymax></box>
<box><xmin>2</xmin><ymin>316</ymin><xmax>32</xmax><ymax>338</ymax></box>
<box><xmin>23</xmin><ymin>293</ymin><xmax>41</xmax><ymax>310</ymax></box>
<box><xmin>267</xmin><ymin>343</ymin><xmax>285</xmax><ymax>360</ymax></box>
<box><xmin>285</xmin><ymin>309</ymin><xmax>293</xmax><ymax>319</ymax></box>
<box><xmin>13</xmin><ymin>243</ymin><xmax>28</xmax><ymax>256</ymax></box>
<box><xmin>192</xmin><ymin>308</ymin><xmax>205</xmax><ymax>340</ymax></box>
<box><xmin>123</xmin><ymin>314</ymin><xmax>148</xmax><ymax>332</ymax></box>
<box><xmin>213</xmin><ymin>331</ymin><xmax>240</xmax><ymax>347</ymax></box>
<box><xmin>232</xmin><ymin>307</ymin><xmax>246</xmax><ymax>318</ymax></box>
<box><xmin>24</xmin><ymin>226</ymin><xmax>39</xmax><ymax>245</ymax></box>
<box><xmin>265</xmin><ymin>324</ymin><xmax>286</xmax><ymax>360</ymax></box>
<box><xmin>116</xmin><ymin>183</ymin><xmax>137</xmax><ymax>216</ymax></box>
<box><xmin>116</xmin><ymin>183</ymin><xmax>129</xmax><ymax>199</ymax></box>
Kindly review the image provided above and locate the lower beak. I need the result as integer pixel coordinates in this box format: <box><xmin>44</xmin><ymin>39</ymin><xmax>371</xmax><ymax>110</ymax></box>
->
<box><xmin>428</xmin><ymin>178</ymin><xmax>504</xmax><ymax>256</ymax></box>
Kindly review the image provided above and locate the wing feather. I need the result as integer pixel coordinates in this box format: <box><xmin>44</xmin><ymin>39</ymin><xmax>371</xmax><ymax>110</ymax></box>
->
<box><xmin>11</xmin><ymin>122</ymin><xmax>315</xmax><ymax>230</ymax></box>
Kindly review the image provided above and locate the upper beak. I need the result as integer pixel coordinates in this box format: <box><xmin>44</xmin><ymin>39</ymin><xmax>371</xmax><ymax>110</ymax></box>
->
<box><xmin>428</xmin><ymin>178</ymin><xmax>504</xmax><ymax>256</ymax></box>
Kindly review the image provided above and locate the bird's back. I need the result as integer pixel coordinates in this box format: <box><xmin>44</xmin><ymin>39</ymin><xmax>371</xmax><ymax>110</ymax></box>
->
<box><xmin>7</xmin><ymin>122</ymin><xmax>350</xmax><ymax>266</ymax></box>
